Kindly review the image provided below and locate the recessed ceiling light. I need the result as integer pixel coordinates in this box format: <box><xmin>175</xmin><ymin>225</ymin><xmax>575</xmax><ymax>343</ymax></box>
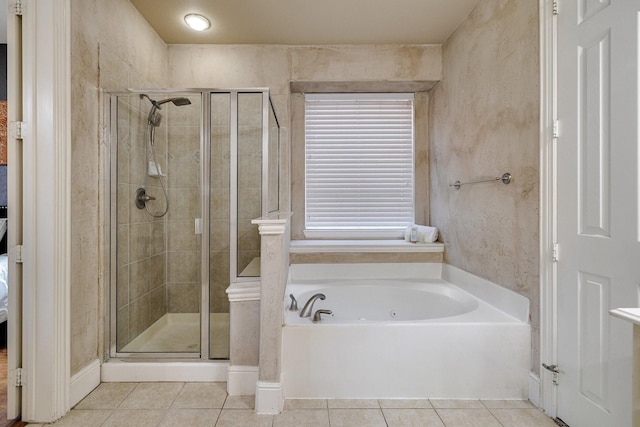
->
<box><xmin>184</xmin><ymin>13</ymin><xmax>211</xmax><ymax>32</ymax></box>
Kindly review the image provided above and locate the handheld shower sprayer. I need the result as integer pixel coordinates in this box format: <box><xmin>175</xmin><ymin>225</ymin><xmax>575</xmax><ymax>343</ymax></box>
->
<box><xmin>136</xmin><ymin>93</ymin><xmax>192</xmax><ymax>218</ymax></box>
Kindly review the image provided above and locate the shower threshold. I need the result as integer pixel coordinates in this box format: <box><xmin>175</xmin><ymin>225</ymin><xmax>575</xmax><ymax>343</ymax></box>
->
<box><xmin>121</xmin><ymin>312</ymin><xmax>229</xmax><ymax>357</ymax></box>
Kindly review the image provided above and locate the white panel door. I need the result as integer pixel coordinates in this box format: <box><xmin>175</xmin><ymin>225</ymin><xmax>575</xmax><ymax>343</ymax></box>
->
<box><xmin>556</xmin><ymin>0</ymin><xmax>640</xmax><ymax>425</ymax></box>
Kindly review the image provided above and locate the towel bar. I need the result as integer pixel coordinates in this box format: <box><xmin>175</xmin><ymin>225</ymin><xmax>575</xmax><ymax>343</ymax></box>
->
<box><xmin>451</xmin><ymin>172</ymin><xmax>511</xmax><ymax>190</ymax></box>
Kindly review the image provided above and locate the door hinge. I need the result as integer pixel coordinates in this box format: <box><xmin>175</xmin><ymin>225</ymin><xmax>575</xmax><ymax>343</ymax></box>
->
<box><xmin>552</xmin><ymin>0</ymin><xmax>559</xmax><ymax>15</ymax></box>
<box><xmin>8</xmin><ymin>0</ymin><xmax>22</xmax><ymax>16</ymax></box>
<box><xmin>9</xmin><ymin>121</ymin><xmax>26</xmax><ymax>139</ymax></box>
<box><xmin>542</xmin><ymin>363</ymin><xmax>560</xmax><ymax>385</ymax></box>
<box><xmin>11</xmin><ymin>244</ymin><xmax>23</xmax><ymax>264</ymax></box>
<box><xmin>552</xmin><ymin>120</ymin><xmax>559</xmax><ymax>139</ymax></box>
<box><xmin>552</xmin><ymin>243</ymin><xmax>559</xmax><ymax>262</ymax></box>
<box><xmin>9</xmin><ymin>368</ymin><xmax>23</xmax><ymax>387</ymax></box>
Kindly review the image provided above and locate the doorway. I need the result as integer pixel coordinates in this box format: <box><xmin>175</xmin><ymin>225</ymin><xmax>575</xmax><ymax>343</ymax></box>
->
<box><xmin>541</xmin><ymin>0</ymin><xmax>640</xmax><ymax>425</ymax></box>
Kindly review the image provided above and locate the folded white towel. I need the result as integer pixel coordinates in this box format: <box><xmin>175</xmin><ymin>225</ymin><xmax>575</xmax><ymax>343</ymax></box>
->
<box><xmin>404</xmin><ymin>225</ymin><xmax>438</xmax><ymax>243</ymax></box>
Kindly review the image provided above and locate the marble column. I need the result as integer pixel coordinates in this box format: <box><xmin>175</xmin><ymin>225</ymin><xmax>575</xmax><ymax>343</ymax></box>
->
<box><xmin>252</xmin><ymin>213</ymin><xmax>291</xmax><ymax>414</ymax></box>
<box><xmin>226</xmin><ymin>283</ymin><xmax>261</xmax><ymax>396</ymax></box>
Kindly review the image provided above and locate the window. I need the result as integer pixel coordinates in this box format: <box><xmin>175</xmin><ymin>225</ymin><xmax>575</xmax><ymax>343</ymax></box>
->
<box><xmin>304</xmin><ymin>93</ymin><xmax>415</xmax><ymax>238</ymax></box>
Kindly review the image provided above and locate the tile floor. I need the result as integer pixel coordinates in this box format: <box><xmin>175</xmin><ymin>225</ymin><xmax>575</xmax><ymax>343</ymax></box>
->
<box><xmin>25</xmin><ymin>382</ymin><xmax>559</xmax><ymax>427</ymax></box>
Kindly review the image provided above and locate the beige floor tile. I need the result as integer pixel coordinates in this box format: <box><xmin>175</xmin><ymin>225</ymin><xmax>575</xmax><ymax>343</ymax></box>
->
<box><xmin>172</xmin><ymin>382</ymin><xmax>227</xmax><ymax>408</ymax></box>
<box><xmin>50</xmin><ymin>409</ymin><xmax>112</xmax><ymax>426</ymax></box>
<box><xmin>159</xmin><ymin>408</ymin><xmax>220</xmax><ymax>426</ymax></box>
<box><xmin>430</xmin><ymin>399</ymin><xmax>485</xmax><ymax>409</ymax></box>
<box><xmin>481</xmin><ymin>399</ymin><xmax>535</xmax><ymax>409</ymax></box>
<box><xmin>329</xmin><ymin>408</ymin><xmax>387</xmax><ymax>427</ymax></box>
<box><xmin>74</xmin><ymin>382</ymin><xmax>137</xmax><ymax>409</ymax></box>
<box><xmin>383</xmin><ymin>408</ymin><xmax>445</xmax><ymax>427</ymax></box>
<box><xmin>102</xmin><ymin>409</ymin><xmax>168</xmax><ymax>427</ymax></box>
<box><xmin>436</xmin><ymin>408</ymin><xmax>502</xmax><ymax>427</ymax></box>
<box><xmin>224</xmin><ymin>395</ymin><xmax>256</xmax><ymax>409</ymax></box>
<box><xmin>490</xmin><ymin>408</ymin><xmax>558</xmax><ymax>427</ymax></box>
<box><xmin>284</xmin><ymin>399</ymin><xmax>328</xmax><ymax>409</ymax></box>
<box><xmin>379</xmin><ymin>399</ymin><xmax>433</xmax><ymax>409</ymax></box>
<box><xmin>120</xmin><ymin>382</ymin><xmax>184</xmax><ymax>409</ymax></box>
<box><xmin>274</xmin><ymin>408</ymin><xmax>330</xmax><ymax>427</ymax></box>
<box><xmin>215</xmin><ymin>409</ymin><xmax>274</xmax><ymax>427</ymax></box>
<box><xmin>327</xmin><ymin>399</ymin><xmax>380</xmax><ymax>408</ymax></box>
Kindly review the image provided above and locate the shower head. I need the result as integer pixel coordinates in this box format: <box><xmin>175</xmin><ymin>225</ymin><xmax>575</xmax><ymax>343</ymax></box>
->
<box><xmin>155</xmin><ymin>97</ymin><xmax>192</xmax><ymax>107</ymax></box>
<box><xmin>140</xmin><ymin>94</ymin><xmax>192</xmax><ymax>127</ymax></box>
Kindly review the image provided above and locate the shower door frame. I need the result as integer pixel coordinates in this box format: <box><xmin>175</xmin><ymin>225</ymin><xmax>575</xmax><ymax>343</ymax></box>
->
<box><xmin>105</xmin><ymin>88</ymin><xmax>279</xmax><ymax>360</ymax></box>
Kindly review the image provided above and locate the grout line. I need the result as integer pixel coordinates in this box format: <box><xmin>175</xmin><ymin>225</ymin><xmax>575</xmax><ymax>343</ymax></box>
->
<box><xmin>432</xmin><ymin>407</ymin><xmax>447</xmax><ymax>427</ymax></box>
<box><xmin>378</xmin><ymin>406</ymin><xmax>390</xmax><ymax>427</ymax></box>
<box><xmin>167</xmin><ymin>382</ymin><xmax>187</xmax><ymax>410</ymax></box>
<box><xmin>97</xmin><ymin>409</ymin><xmax>117</xmax><ymax>427</ymax></box>
<box><xmin>212</xmin><ymin>406</ymin><xmax>223</xmax><ymax>427</ymax></box>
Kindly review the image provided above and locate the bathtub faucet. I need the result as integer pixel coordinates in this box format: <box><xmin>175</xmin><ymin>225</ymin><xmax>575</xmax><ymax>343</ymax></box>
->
<box><xmin>299</xmin><ymin>293</ymin><xmax>326</xmax><ymax>317</ymax></box>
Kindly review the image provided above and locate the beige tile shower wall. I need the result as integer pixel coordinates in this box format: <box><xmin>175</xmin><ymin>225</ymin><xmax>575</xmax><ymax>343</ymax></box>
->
<box><xmin>237</xmin><ymin>94</ymin><xmax>263</xmax><ymax>277</ymax></box>
<box><xmin>428</xmin><ymin>0</ymin><xmax>540</xmax><ymax>373</ymax></box>
<box><xmin>70</xmin><ymin>0</ymin><xmax>168</xmax><ymax>375</ymax></box>
<box><xmin>167</xmin><ymin>97</ymin><xmax>202</xmax><ymax>313</ymax></box>
<box><xmin>210</xmin><ymin>94</ymin><xmax>231</xmax><ymax>313</ymax></box>
<box><xmin>116</xmin><ymin>98</ymin><xmax>168</xmax><ymax>350</ymax></box>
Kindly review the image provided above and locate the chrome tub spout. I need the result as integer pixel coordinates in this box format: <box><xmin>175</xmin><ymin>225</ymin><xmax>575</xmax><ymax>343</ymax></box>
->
<box><xmin>299</xmin><ymin>293</ymin><xmax>326</xmax><ymax>317</ymax></box>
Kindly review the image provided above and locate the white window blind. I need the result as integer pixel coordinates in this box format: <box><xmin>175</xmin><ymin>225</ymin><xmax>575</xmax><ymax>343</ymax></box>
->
<box><xmin>305</xmin><ymin>93</ymin><xmax>415</xmax><ymax>234</ymax></box>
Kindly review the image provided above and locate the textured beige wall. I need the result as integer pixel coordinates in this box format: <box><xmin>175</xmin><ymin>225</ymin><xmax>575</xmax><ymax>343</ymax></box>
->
<box><xmin>169</xmin><ymin>44</ymin><xmax>293</xmax><ymax>215</ymax></box>
<box><xmin>428</xmin><ymin>0</ymin><xmax>540</xmax><ymax>373</ymax></box>
<box><xmin>289</xmin><ymin>45</ymin><xmax>441</xmax><ymax>82</ymax></box>
<box><xmin>70</xmin><ymin>0</ymin><xmax>168</xmax><ymax>374</ymax></box>
<box><xmin>168</xmin><ymin>44</ymin><xmax>443</xmax><ymax>236</ymax></box>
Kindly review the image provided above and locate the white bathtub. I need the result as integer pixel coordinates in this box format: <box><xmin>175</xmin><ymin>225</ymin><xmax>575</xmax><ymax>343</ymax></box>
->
<box><xmin>282</xmin><ymin>263</ymin><xmax>531</xmax><ymax>399</ymax></box>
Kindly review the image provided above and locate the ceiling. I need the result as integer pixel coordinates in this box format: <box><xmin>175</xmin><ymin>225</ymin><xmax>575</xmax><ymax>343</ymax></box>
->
<box><xmin>129</xmin><ymin>0</ymin><xmax>482</xmax><ymax>45</ymax></box>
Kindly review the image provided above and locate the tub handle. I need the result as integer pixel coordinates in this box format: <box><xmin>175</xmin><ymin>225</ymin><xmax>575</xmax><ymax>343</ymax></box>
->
<box><xmin>313</xmin><ymin>309</ymin><xmax>332</xmax><ymax>322</ymax></box>
<box><xmin>288</xmin><ymin>294</ymin><xmax>298</xmax><ymax>311</ymax></box>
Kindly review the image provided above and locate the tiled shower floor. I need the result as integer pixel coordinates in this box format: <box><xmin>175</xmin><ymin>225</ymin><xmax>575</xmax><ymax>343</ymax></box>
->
<box><xmin>121</xmin><ymin>313</ymin><xmax>229</xmax><ymax>358</ymax></box>
<box><xmin>26</xmin><ymin>382</ymin><xmax>559</xmax><ymax>427</ymax></box>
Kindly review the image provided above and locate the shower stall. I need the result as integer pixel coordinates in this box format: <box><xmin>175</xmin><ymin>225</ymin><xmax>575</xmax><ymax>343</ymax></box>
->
<box><xmin>105</xmin><ymin>89</ymin><xmax>280</xmax><ymax>360</ymax></box>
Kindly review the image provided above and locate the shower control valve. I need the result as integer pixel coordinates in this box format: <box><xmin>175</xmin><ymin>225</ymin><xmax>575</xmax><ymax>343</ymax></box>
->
<box><xmin>135</xmin><ymin>187</ymin><xmax>156</xmax><ymax>209</ymax></box>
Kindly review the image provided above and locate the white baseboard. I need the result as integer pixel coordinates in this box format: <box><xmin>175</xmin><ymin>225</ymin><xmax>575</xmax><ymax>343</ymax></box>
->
<box><xmin>70</xmin><ymin>359</ymin><xmax>101</xmax><ymax>408</ymax></box>
<box><xmin>101</xmin><ymin>361</ymin><xmax>228</xmax><ymax>382</ymax></box>
<box><xmin>227</xmin><ymin>365</ymin><xmax>258</xmax><ymax>395</ymax></box>
<box><xmin>528</xmin><ymin>371</ymin><xmax>541</xmax><ymax>408</ymax></box>
<box><xmin>255</xmin><ymin>380</ymin><xmax>283</xmax><ymax>414</ymax></box>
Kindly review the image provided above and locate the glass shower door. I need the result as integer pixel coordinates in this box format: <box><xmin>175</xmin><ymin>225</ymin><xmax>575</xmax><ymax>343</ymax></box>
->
<box><xmin>209</xmin><ymin>92</ymin><xmax>231</xmax><ymax>359</ymax></box>
<box><xmin>111</xmin><ymin>92</ymin><xmax>202</xmax><ymax>355</ymax></box>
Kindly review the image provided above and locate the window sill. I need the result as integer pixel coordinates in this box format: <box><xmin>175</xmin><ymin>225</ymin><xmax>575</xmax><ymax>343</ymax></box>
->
<box><xmin>289</xmin><ymin>239</ymin><xmax>444</xmax><ymax>254</ymax></box>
